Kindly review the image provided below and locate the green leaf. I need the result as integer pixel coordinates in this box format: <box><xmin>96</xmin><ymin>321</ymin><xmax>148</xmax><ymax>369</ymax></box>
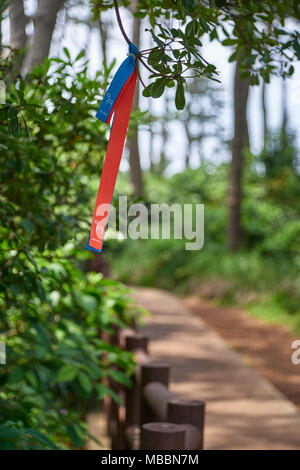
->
<box><xmin>25</xmin><ymin>371</ymin><xmax>39</xmax><ymax>388</ymax></box>
<box><xmin>55</xmin><ymin>365</ymin><xmax>78</xmax><ymax>382</ymax></box>
<box><xmin>228</xmin><ymin>49</ymin><xmax>240</xmax><ymax>62</ymax></box>
<box><xmin>108</xmin><ymin>369</ymin><xmax>131</xmax><ymax>387</ymax></box>
<box><xmin>166</xmin><ymin>80</ymin><xmax>175</xmax><ymax>88</ymax></box>
<box><xmin>78</xmin><ymin>371</ymin><xmax>93</xmax><ymax>393</ymax></box>
<box><xmin>0</xmin><ymin>425</ymin><xmax>21</xmax><ymax>439</ymax></box>
<box><xmin>63</xmin><ymin>47</ymin><xmax>71</xmax><ymax>60</ymax></box>
<box><xmin>25</xmin><ymin>429</ymin><xmax>58</xmax><ymax>450</ymax></box>
<box><xmin>250</xmin><ymin>74</ymin><xmax>259</xmax><ymax>85</ymax></box>
<box><xmin>9</xmin><ymin>116</ymin><xmax>19</xmax><ymax>137</ymax></box>
<box><xmin>142</xmin><ymin>86</ymin><xmax>152</xmax><ymax>98</ymax></box>
<box><xmin>0</xmin><ymin>106</ymin><xmax>8</xmax><ymax>121</ymax></box>
<box><xmin>96</xmin><ymin>384</ymin><xmax>121</xmax><ymax>404</ymax></box>
<box><xmin>210</xmin><ymin>28</ymin><xmax>218</xmax><ymax>41</ymax></box>
<box><xmin>222</xmin><ymin>38</ymin><xmax>237</xmax><ymax>46</ymax></box>
<box><xmin>26</xmin><ymin>109</ymin><xmax>44</xmax><ymax>123</ymax></box>
<box><xmin>199</xmin><ymin>18</ymin><xmax>210</xmax><ymax>33</ymax></box>
<box><xmin>74</xmin><ymin>293</ymin><xmax>98</xmax><ymax>313</ymax></box>
<box><xmin>75</xmin><ymin>50</ymin><xmax>85</xmax><ymax>61</ymax></box>
<box><xmin>150</xmin><ymin>79</ymin><xmax>166</xmax><ymax>99</ymax></box>
<box><xmin>243</xmin><ymin>54</ymin><xmax>257</xmax><ymax>67</ymax></box>
<box><xmin>148</xmin><ymin>48</ymin><xmax>163</xmax><ymax>66</ymax></box>
<box><xmin>175</xmin><ymin>82</ymin><xmax>185</xmax><ymax>110</ymax></box>
<box><xmin>21</xmin><ymin>218</ymin><xmax>34</xmax><ymax>233</ymax></box>
<box><xmin>20</xmin><ymin>112</ymin><xmax>32</xmax><ymax>139</ymax></box>
<box><xmin>7</xmin><ymin>367</ymin><xmax>24</xmax><ymax>384</ymax></box>
<box><xmin>66</xmin><ymin>424</ymin><xmax>85</xmax><ymax>447</ymax></box>
<box><xmin>149</xmin><ymin>11</ymin><xmax>155</xmax><ymax>29</ymax></box>
<box><xmin>177</xmin><ymin>0</ymin><xmax>184</xmax><ymax>19</ymax></box>
<box><xmin>185</xmin><ymin>20</ymin><xmax>198</xmax><ymax>38</ymax></box>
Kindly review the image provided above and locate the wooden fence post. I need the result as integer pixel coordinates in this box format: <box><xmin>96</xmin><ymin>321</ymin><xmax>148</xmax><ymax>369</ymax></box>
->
<box><xmin>125</xmin><ymin>333</ymin><xmax>149</xmax><ymax>431</ymax></box>
<box><xmin>167</xmin><ymin>399</ymin><xmax>205</xmax><ymax>450</ymax></box>
<box><xmin>140</xmin><ymin>362</ymin><xmax>170</xmax><ymax>425</ymax></box>
<box><xmin>141</xmin><ymin>423</ymin><xmax>185</xmax><ymax>450</ymax></box>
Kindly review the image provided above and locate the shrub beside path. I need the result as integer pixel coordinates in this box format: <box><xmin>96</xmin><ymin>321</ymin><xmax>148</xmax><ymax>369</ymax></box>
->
<box><xmin>134</xmin><ymin>287</ymin><xmax>300</xmax><ymax>450</ymax></box>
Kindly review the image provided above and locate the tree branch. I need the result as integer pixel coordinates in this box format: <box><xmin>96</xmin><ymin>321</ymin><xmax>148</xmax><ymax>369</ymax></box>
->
<box><xmin>113</xmin><ymin>0</ymin><xmax>131</xmax><ymax>46</ymax></box>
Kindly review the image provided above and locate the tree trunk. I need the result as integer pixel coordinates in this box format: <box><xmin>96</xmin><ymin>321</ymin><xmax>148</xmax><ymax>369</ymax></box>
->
<box><xmin>184</xmin><ymin>120</ymin><xmax>192</xmax><ymax>170</ymax></box>
<box><xmin>280</xmin><ymin>78</ymin><xmax>289</xmax><ymax>155</ymax></box>
<box><xmin>148</xmin><ymin>99</ymin><xmax>155</xmax><ymax>173</ymax></box>
<box><xmin>6</xmin><ymin>1</ymin><xmax>27</xmax><ymax>78</ymax></box>
<box><xmin>159</xmin><ymin>91</ymin><xmax>170</xmax><ymax>174</ymax></box>
<box><xmin>23</xmin><ymin>0</ymin><xmax>65</xmax><ymax>72</ymax></box>
<box><xmin>228</xmin><ymin>61</ymin><xmax>250</xmax><ymax>251</ymax></box>
<box><xmin>262</xmin><ymin>82</ymin><xmax>268</xmax><ymax>147</ymax></box>
<box><xmin>9</xmin><ymin>0</ymin><xmax>27</xmax><ymax>50</ymax></box>
<box><xmin>98</xmin><ymin>14</ymin><xmax>107</xmax><ymax>64</ymax></box>
<box><xmin>127</xmin><ymin>14</ymin><xmax>143</xmax><ymax>197</ymax></box>
<box><xmin>0</xmin><ymin>8</ymin><xmax>3</xmax><ymax>55</ymax></box>
<box><xmin>281</xmin><ymin>79</ymin><xmax>288</xmax><ymax>133</ymax></box>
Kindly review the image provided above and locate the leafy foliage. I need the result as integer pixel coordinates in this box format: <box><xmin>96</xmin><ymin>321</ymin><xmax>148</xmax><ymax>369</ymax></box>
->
<box><xmin>92</xmin><ymin>0</ymin><xmax>299</xmax><ymax>108</ymax></box>
<box><xmin>108</xmin><ymin>135</ymin><xmax>300</xmax><ymax>332</ymax></box>
<box><xmin>0</xmin><ymin>50</ymin><xmax>139</xmax><ymax>449</ymax></box>
<box><xmin>258</xmin><ymin>129</ymin><xmax>298</xmax><ymax>178</ymax></box>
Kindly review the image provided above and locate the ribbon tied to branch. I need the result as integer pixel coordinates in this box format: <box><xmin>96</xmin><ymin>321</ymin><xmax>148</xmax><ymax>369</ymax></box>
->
<box><xmin>87</xmin><ymin>42</ymin><xmax>138</xmax><ymax>252</ymax></box>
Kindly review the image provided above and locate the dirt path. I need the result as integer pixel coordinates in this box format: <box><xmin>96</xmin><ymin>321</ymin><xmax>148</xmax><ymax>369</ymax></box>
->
<box><xmin>184</xmin><ymin>296</ymin><xmax>300</xmax><ymax>409</ymax></box>
<box><xmin>134</xmin><ymin>287</ymin><xmax>300</xmax><ymax>450</ymax></box>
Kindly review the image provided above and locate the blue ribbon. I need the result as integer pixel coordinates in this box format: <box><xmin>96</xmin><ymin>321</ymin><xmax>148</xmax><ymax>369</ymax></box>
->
<box><xmin>96</xmin><ymin>42</ymin><xmax>139</xmax><ymax>124</ymax></box>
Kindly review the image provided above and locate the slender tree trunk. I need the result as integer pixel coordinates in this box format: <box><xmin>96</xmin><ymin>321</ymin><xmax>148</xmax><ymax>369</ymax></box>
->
<box><xmin>262</xmin><ymin>82</ymin><xmax>268</xmax><ymax>147</ymax></box>
<box><xmin>148</xmin><ymin>99</ymin><xmax>155</xmax><ymax>172</ymax></box>
<box><xmin>182</xmin><ymin>99</ymin><xmax>192</xmax><ymax>169</ymax></box>
<box><xmin>0</xmin><ymin>10</ymin><xmax>2</xmax><ymax>55</ymax></box>
<box><xmin>159</xmin><ymin>91</ymin><xmax>170</xmax><ymax>174</ymax></box>
<box><xmin>23</xmin><ymin>0</ymin><xmax>65</xmax><ymax>72</ymax></box>
<box><xmin>146</xmin><ymin>23</ymin><xmax>155</xmax><ymax>173</ymax></box>
<box><xmin>184</xmin><ymin>121</ymin><xmax>192</xmax><ymax>169</ymax></box>
<box><xmin>6</xmin><ymin>0</ymin><xmax>27</xmax><ymax>78</ymax></box>
<box><xmin>98</xmin><ymin>14</ymin><xmax>107</xmax><ymax>64</ymax></box>
<box><xmin>228</xmin><ymin>61</ymin><xmax>250</xmax><ymax>251</ymax></box>
<box><xmin>9</xmin><ymin>0</ymin><xmax>27</xmax><ymax>50</ymax></box>
<box><xmin>281</xmin><ymin>78</ymin><xmax>289</xmax><ymax>154</ymax></box>
<box><xmin>185</xmin><ymin>138</ymin><xmax>191</xmax><ymax>169</ymax></box>
<box><xmin>127</xmin><ymin>14</ymin><xmax>143</xmax><ymax>196</ymax></box>
<box><xmin>198</xmin><ymin>139</ymin><xmax>203</xmax><ymax>166</ymax></box>
<box><xmin>281</xmin><ymin>79</ymin><xmax>288</xmax><ymax>133</ymax></box>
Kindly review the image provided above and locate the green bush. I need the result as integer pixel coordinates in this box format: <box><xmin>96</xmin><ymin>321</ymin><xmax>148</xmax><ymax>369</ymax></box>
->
<box><xmin>109</xmin><ymin>159</ymin><xmax>300</xmax><ymax>332</ymax></box>
<box><xmin>0</xmin><ymin>51</ymin><xmax>139</xmax><ymax>449</ymax></box>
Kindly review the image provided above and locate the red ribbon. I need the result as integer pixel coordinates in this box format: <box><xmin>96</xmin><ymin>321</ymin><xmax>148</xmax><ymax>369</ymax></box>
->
<box><xmin>88</xmin><ymin>68</ymin><xmax>137</xmax><ymax>252</ymax></box>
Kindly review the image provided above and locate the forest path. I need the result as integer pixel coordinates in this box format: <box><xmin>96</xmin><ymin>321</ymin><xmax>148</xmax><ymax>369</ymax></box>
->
<box><xmin>185</xmin><ymin>295</ymin><xmax>300</xmax><ymax>409</ymax></box>
<box><xmin>133</xmin><ymin>287</ymin><xmax>300</xmax><ymax>450</ymax></box>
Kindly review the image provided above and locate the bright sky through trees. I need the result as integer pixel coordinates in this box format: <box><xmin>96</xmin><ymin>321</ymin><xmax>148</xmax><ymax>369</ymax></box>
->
<box><xmin>3</xmin><ymin>1</ymin><xmax>299</xmax><ymax>173</ymax></box>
